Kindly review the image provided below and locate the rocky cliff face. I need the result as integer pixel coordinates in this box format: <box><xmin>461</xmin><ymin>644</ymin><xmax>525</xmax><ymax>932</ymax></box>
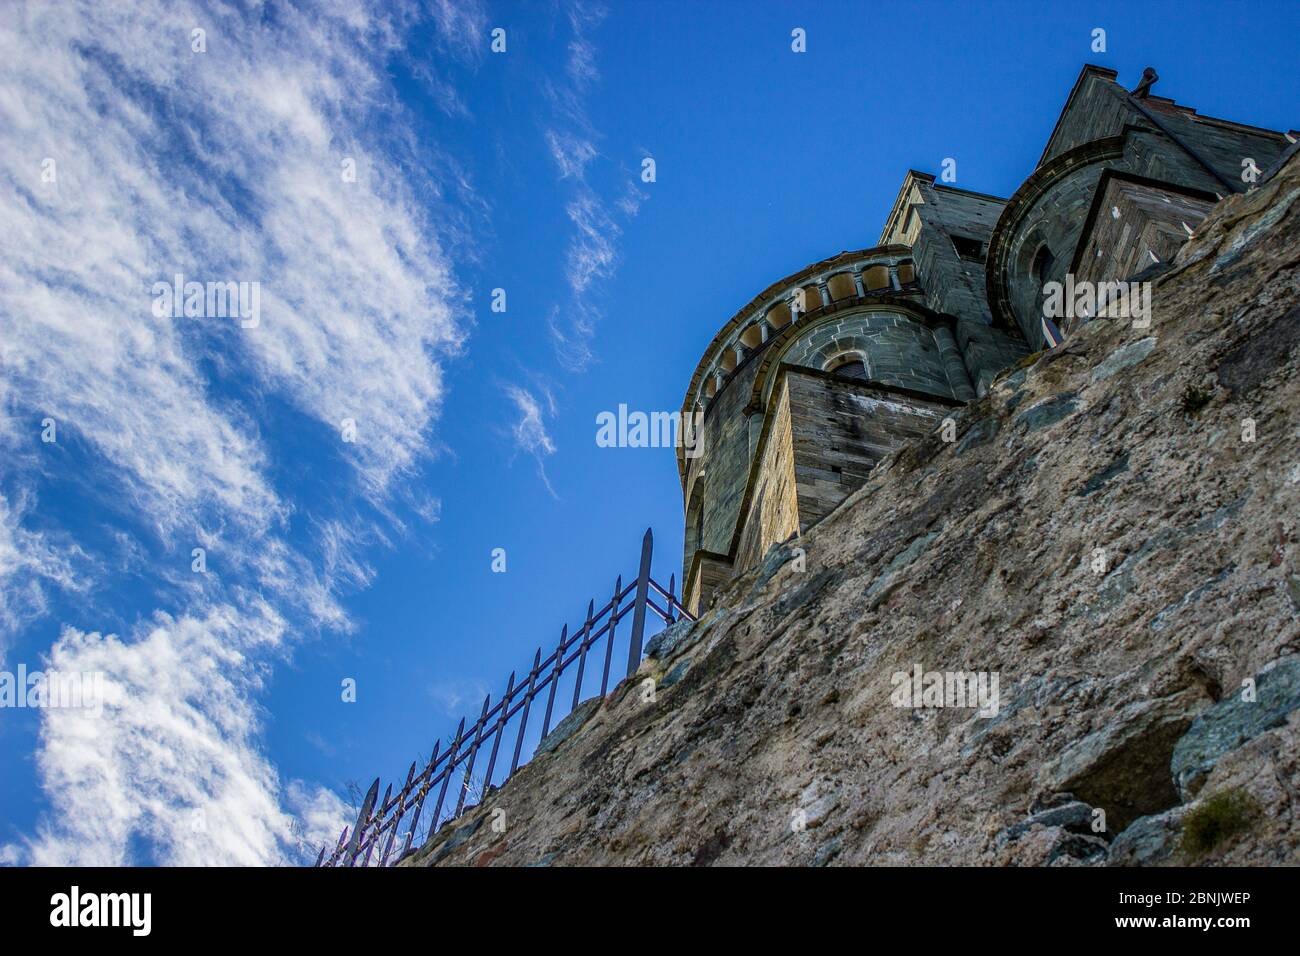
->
<box><xmin>406</xmin><ymin>156</ymin><xmax>1300</xmax><ymax>868</ymax></box>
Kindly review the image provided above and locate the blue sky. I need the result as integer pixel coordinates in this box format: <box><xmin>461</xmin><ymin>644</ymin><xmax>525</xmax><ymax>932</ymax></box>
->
<box><xmin>0</xmin><ymin>0</ymin><xmax>1296</xmax><ymax>864</ymax></box>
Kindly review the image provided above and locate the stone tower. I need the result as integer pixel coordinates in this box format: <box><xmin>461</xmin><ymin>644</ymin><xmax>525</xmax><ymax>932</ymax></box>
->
<box><xmin>679</xmin><ymin>64</ymin><xmax>1296</xmax><ymax>615</ymax></box>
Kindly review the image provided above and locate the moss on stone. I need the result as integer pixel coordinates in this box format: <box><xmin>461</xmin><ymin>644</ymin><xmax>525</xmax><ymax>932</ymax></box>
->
<box><xmin>1180</xmin><ymin>789</ymin><xmax>1258</xmax><ymax>859</ymax></box>
<box><xmin>1180</xmin><ymin>384</ymin><xmax>1213</xmax><ymax>416</ymax></box>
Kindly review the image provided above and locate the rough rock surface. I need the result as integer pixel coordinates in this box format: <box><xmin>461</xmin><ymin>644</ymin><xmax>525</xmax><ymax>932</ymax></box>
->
<box><xmin>405</xmin><ymin>158</ymin><xmax>1300</xmax><ymax>867</ymax></box>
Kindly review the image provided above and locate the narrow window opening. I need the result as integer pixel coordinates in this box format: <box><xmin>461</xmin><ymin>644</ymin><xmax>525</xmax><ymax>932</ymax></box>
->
<box><xmin>1033</xmin><ymin>243</ymin><xmax>1056</xmax><ymax>284</ymax></box>
<box><xmin>951</xmin><ymin>234</ymin><xmax>986</xmax><ymax>261</ymax></box>
<box><xmin>832</xmin><ymin>359</ymin><xmax>868</xmax><ymax>382</ymax></box>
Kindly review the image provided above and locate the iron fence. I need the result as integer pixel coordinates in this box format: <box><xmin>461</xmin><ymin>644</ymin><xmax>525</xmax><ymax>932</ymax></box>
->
<box><xmin>316</xmin><ymin>527</ymin><xmax>692</xmax><ymax>866</ymax></box>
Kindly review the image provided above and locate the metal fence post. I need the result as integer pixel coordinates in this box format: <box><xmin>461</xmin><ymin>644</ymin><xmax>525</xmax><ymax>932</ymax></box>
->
<box><xmin>430</xmin><ymin>717</ymin><xmax>465</xmax><ymax>832</ymax></box>
<box><xmin>601</xmin><ymin>576</ymin><xmax>622</xmax><ymax>696</ymax></box>
<box><xmin>625</xmin><ymin>527</ymin><xmax>653</xmax><ymax>677</ymax></box>
<box><xmin>510</xmin><ymin>649</ymin><xmax>543</xmax><ymax>775</ymax></box>
<box><xmin>345</xmin><ymin>778</ymin><xmax>379</xmax><ymax>867</ymax></box>
<box><xmin>455</xmin><ymin>695</ymin><xmax>490</xmax><ymax>817</ymax></box>
<box><xmin>316</xmin><ymin>527</ymin><xmax>705</xmax><ymax>866</ymax></box>
<box><xmin>571</xmin><ymin>600</ymin><xmax>595</xmax><ymax>708</ymax></box>
<box><xmin>400</xmin><ymin>738</ymin><xmax>439</xmax><ymax>858</ymax></box>
<box><xmin>361</xmin><ymin>783</ymin><xmax>392</xmax><ymax>866</ymax></box>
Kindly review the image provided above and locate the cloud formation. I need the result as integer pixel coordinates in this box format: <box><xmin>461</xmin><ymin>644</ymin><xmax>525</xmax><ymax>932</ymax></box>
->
<box><xmin>504</xmin><ymin>385</ymin><xmax>558</xmax><ymax>497</ymax></box>
<box><xmin>0</xmin><ymin>0</ymin><xmax>470</xmax><ymax>864</ymax></box>
<box><xmin>540</xmin><ymin>0</ymin><xmax>646</xmax><ymax>373</ymax></box>
<box><xmin>0</xmin><ymin>493</ymin><xmax>84</xmax><ymax>655</ymax></box>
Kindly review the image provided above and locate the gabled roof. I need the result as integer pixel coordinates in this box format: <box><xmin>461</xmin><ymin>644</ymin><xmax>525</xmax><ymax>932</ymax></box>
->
<box><xmin>1038</xmin><ymin>64</ymin><xmax>1120</xmax><ymax>169</ymax></box>
<box><xmin>879</xmin><ymin>171</ymin><xmax>1008</xmax><ymax>246</ymax></box>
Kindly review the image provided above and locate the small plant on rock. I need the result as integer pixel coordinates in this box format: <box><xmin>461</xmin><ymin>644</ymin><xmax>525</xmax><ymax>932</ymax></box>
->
<box><xmin>1180</xmin><ymin>788</ymin><xmax>1257</xmax><ymax>859</ymax></box>
<box><xmin>1180</xmin><ymin>384</ymin><xmax>1213</xmax><ymax>416</ymax></box>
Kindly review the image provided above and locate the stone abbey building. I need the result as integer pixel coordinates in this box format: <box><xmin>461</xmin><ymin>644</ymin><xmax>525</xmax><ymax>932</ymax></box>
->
<box><xmin>679</xmin><ymin>64</ymin><xmax>1297</xmax><ymax>614</ymax></box>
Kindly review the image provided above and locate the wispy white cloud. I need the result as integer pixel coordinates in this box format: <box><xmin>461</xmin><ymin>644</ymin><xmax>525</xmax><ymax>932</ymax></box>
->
<box><xmin>24</xmin><ymin>607</ymin><xmax>304</xmax><ymax>866</ymax></box>
<box><xmin>17</xmin><ymin>607</ymin><xmax>348</xmax><ymax>866</ymax></box>
<box><xmin>561</xmin><ymin>1</ymin><xmax>608</xmax><ymax>96</ymax></box>
<box><xmin>504</xmin><ymin>385</ymin><xmax>558</xmax><ymax>497</ymax></box>
<box><xmin>545</xmin><ymin>128</ymin><xmax>599</xmax><ymax>180</ymax></box>
<box><xmin>0</xmin><ymin>0</ymin><xmax>472</xmax><ymax>864</ymax></box>
<box><xmin>617</xmin><ymin>178</ymin><xmax>649</xmax><ymax>218</ymax></box>
<box><xmin>429</xmin><ymin>677</ymin><xmax>491</xmax><ymax>720</ymax></box>
<box><xmin>0</xmin><ymin>492</ymin><xmax>87</xmax><ymax>657</ymax></box>
<box><xmin>540</xmin><ymin>0</ymin><xmax>643</xmax><ymax>372</ymax></box>
<box><xmin>428</xmin><ymin>0</ymin><xmax>490</xmax><ymax>64</ymax></box>
<box><xmin>564</xmin><ymin>191</ymin><xmax>620</xmax><ymax>294</ymax></box>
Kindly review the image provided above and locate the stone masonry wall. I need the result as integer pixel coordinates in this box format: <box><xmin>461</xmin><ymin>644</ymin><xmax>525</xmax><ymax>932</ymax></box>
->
<box><xmin>785</xmin><ymin>370</ymin><xmax>954</xmax><ymax>531</ymax></box>
<box><xmin>779</xmin><ymin>310</ymin><xmax>961</xmax><ymax>402</ymax></box>
<box><xmin>690</xmin><ymin>352</ymin><xmax>762</xmax><ymax>560</ymax></box>
<box><xmin>906</xmin><ymin>181</ymin><xmax>1005</xmax><ymax>327</ymax></box>
<box><xmin>883</xmin><ymin>178</ymin><xmax>1030</xmax><ymax>393</ymax></box>
<box><xmin>734</xmin><ymin>379</ymin><xmax>799</xmax><ymax>574</ymax></box>
<box><xmin>1074</xmin><ymin>177</ymin><xmax>1214</xmax><ymax>290</ymax></box>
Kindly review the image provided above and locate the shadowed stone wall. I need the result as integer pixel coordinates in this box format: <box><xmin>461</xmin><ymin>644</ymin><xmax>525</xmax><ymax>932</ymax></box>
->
<box><xmin>880</xmin><ymin>173</ymin><xmax>1030</xmax><ymax>394</ymax></box>
<box><xmin>993</xmin><ymin>67</ymin><xmax>1295</xmax><ymax>350</ymax></box>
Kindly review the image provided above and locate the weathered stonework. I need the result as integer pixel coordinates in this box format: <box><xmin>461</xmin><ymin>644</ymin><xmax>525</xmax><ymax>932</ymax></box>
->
<box><xmin>406</xmin><ymin>150</ymin><xmax>1300</xmax><ymax>868</ymax></box>
<box><xmin>679</xmin><ymin>64</ymin><xmax>1296</xmax><ymax>616</ymax></box>
<box><xmin>986</xmin><ymin>66</ymin><xmax>1294</xmax><ymax>350</ymax></box>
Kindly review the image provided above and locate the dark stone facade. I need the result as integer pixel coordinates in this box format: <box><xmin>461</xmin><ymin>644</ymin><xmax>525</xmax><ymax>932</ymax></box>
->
<box><xmin>680</xmin><ymin>64</ymin><xmax>1297</xmax><ymax>613</ymax></box>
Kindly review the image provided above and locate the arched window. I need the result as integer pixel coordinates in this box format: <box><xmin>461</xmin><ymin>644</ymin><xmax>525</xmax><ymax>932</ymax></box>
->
<box><xmin>825</xmin><ymin>353</ymin><xmax>869</xmax><ymax>382</ymax></box>
<box><xmin>834</xmin><ymin>360</ymin><xmax>868</xmax><ymax>381</ymax></box>
<box><xmin>1032</xmin><ymin>243</ymin><xmax>1055</xmax><ymax>285</ymax></box>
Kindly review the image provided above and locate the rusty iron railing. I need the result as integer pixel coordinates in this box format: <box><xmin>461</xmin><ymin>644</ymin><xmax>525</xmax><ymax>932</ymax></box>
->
<box><xmin>316</xmin><ymin>528</ymin><xmax>692</xmax><ymax>867</ymax></box>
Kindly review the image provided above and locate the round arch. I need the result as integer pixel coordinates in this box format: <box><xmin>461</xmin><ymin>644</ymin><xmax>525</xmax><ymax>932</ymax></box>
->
<box><xmin>746</xmin><ymin>298</ymin><xmax>957</xmax><ymax>413</ymax></box>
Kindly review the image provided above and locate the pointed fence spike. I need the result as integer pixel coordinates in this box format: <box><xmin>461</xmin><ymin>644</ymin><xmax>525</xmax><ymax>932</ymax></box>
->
<box><xmin>380</xmin><ymin>764</ymin><xmax>418</xmax><ymax>866</ymax></box>
<box><xmin>345</xmin><ymin>777</ymin><xmax>380</xmax><ymax>867</ymax></box>
<box><xmin>455</xmin><ymin>694</ymin><xmax>491</xmax><ymax>817</ymax></box>
<box><xmin>572</xmin><ymin>600</ymin><xmax>595</xmax><ymax>709</ymax></box>
<box><xmin>601</xmin><ymin>576</ymin><xmax>622</xmax><ymax>696</ymax></box>
<box><xmin>401</xmin><ymin>739</ymin><xmax>440</xmax><ymax>858</ymax></box>
<box><xmin>540</xmin><ymin>624</ymin><xmax>567</xmax><ymax>740</ymax></box>
<box><xmin>361</xmin><ymin>783</ymin><xmax>393</xmax><ymax>867</ymax></box>
<box><xmin>483</xmin><ymin>672</ymin><xmax>514</xmax><ymax>792</ymax></box>
<box><xmin>323</xmin><ymin>823</ymin><xmax>348</xmax><ymax>866</ymax></box>
<box><xmin>430</xmin><ymin>719</ymin><xmax>464</xmax><ymax>835</ymax></box>
<box><xmin>510</xmin><ymin>648</ymin><xmax>543</xmax><ymax>775</ymax></box>
<box><xmin>329</xmin><ymin>825</ymin><xmax>350</xmax><ymax>866</ymax></box>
